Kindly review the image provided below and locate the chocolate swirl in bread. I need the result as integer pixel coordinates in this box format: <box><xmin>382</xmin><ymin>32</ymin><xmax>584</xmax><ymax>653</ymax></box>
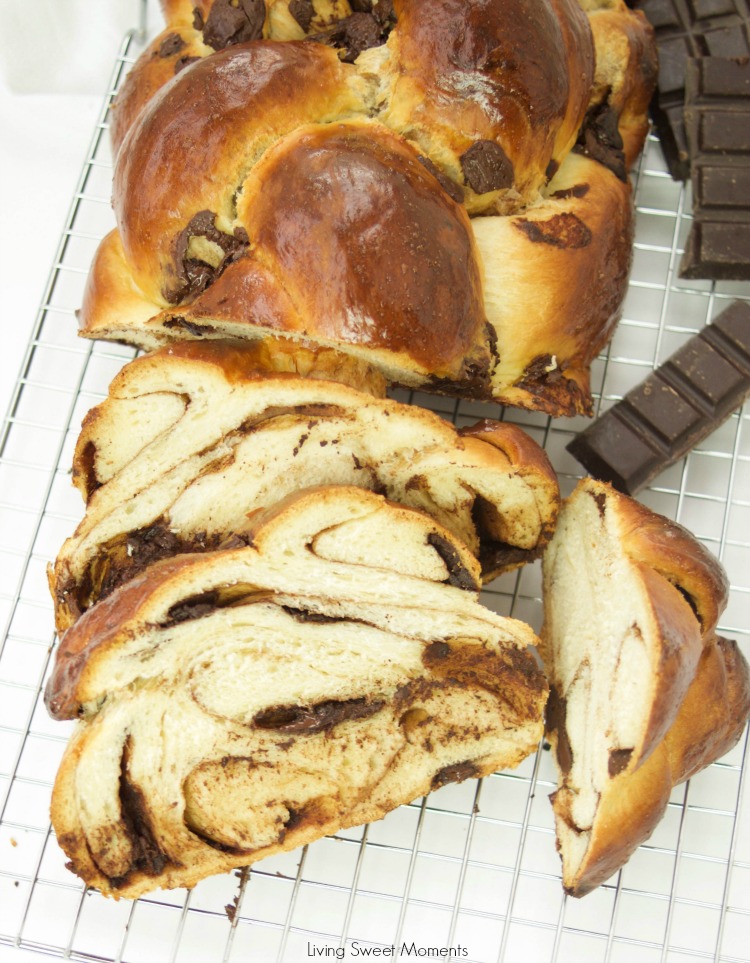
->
<box><xmin>49</xmin><ymin>339</ymin><xmax>559</xmax><ymax>633</ymax></box>
<box><xmin>47</xmin><ymin>487</ymin><xmax>547</xmax><ymax>899</ymax></box>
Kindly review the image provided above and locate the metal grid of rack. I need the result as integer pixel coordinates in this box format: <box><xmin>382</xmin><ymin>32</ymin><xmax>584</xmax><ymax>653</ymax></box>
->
<box><xmin>1</xmin><ymin>14</ymin><xmax>749</xmax><ymax>963</ymax></box>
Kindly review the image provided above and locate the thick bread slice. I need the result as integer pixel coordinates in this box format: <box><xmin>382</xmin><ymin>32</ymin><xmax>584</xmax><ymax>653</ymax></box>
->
<box><xmin>47</xmin><ymin>487</ymin><xmax>547</xmax><ymax>899</ymax></box>
<box><xmin>541</xmin><ymin>478</ymin><xmax>748</xmax><ymax>896</ymax></box>
<box><xmin>49</xmin><ymin>339</ymin><xmax>559</xmax><ymax>633</ymax></box>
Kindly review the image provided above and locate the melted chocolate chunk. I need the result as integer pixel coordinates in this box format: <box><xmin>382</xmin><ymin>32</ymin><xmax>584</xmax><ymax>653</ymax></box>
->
<box><xmin>253</xmin><ymin>697</ymin><xmax>383</xmax><ymax>733</ymax></box>
<box><xmin>284</xmin><ymin>807</ymin><xmax>304</xmax><ymax>831</ymax></box>
<box><xmin>519</xmin><ymin>354</ymin><xmax>564</xmax><ymax>384</ymax></box>
<box><xmin>417</xmin><ymin>155</ymin><xmax>464</xmax><ymax>204</ymax></box>
<box><xmin>514</xmin><ymin>212</ymin><xmax>592</xmax><ymax>248</ymax></box>
<box><xmin>460</xmin><ymin>140</ymin><xmax>514</xmax><ymax>194</ymax></box>
<box><xmin>545</xmin><ymin>159</ymin><xmax>560</xmax><ymax>182</ymax></box>
<box><xmin>431</xmin><ymin>761</ymin><xmax>479</xmax><ymax>789</ymax></box>
<box><xmin>289</xmin><ymin>0</ymin><xmax>314</xmax><ymax>31</ymax></box>
<box><xmin>424</xmin><ymin>640</ymin><xmax>451</xmax><ymax>661</ymax></box>
<box><xmin>308</xmin><ymin>6</ymin><xmax>395</xmax><ymax>63</ymax></box>
<box><xmin>159</xmin><ymin>33</ymin><xmax>187</xmax><ymax>57</ymax></box>
<box><xmin>371</xmin><ymin>0</ymin><xmax>395</xmax><ymax>27</ymax></box>
<box><xmin>608</xmin><ymin>747</ymin><xmax>633</xmax><ymax>777</ymax></box>
<box><xmin>573</xmin><ymin>101</ymin><xmax>627</xmax><ymax>181</ymax></box>
<box><xmin>545</xmin><ymin>686</ymin><xmax>573</xmax><ymax>775</ymax></box>
<box><xmin>192</xmin><ymin>7</ymin><xmax>205</xmax><ymax>30</ymax></box>
<box><xmin>201</xmin><ymin>0</ymin><xmax>265</xmax><ymax>50</ymax></box>
<box><xmin>93</xmin><ymin>525</ymin><xmax>225</xmax><ymax>608</ymax></box>
<box><xmin>168</xmin><ymin>210</ymin><xmax>249</xmax><ymax>304</ymax></box>
<box><xmin>426</xmin><ymin>533</ymin><xmax>479</xmax><ymax>592</ymax></box>
<box><xmin>104</xmin><ymin>526</ymin><xmax>186</xmax><ymax>598</ymax></box>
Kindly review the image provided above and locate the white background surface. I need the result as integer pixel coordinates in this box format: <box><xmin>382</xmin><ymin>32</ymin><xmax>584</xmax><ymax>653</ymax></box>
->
<box><xmin>0</xmin><ymin>0</ymin><xmax>155</xmax><ymax>423</ymax></box>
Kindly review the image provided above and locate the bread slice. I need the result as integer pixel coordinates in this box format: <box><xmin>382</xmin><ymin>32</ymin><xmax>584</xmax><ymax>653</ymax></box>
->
<box><xmin>541</xmin><ymin>478</ymin><xmax>749</xmax><ymax>895</ymax></box>
<box><xmin>47</xmin><ymin>486</ymin><xmax>547</xmax><ymax>899</ymax></box>
<box><xmin>49</xmin><ymin>339</ymin><xmax>559</xmax><ymax>633</ymax></box>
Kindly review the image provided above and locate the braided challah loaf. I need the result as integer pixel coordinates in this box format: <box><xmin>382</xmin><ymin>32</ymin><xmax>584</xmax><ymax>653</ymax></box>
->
<box><xmin>78</xmin><ymin>0</ymin><xmax>656</xmax><ymax>416</ymax></box>
<box><xmin>47</xmin><ymin>486</ymin><xmax>547</xmax><ymax>898</ymax></box>
<box><xmin>50</xmin><ymin>338</ymin><xmax>559</xmax><ymax>633</ymax></box>
<box><xmin>541</xmin><ymin>479</ymin><xmax>750</xmax><ymax>896</ymax></box>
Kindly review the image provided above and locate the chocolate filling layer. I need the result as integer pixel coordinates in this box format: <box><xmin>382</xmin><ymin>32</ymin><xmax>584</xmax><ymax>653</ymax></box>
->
<box><xmin>515</xmin><ymin>212</ymin><xmax>592</xmax><ymax>249</ymax></box>
<box><xmin>545</xmin><ymin>685</ymin><xmax>573</xmax><ymax>775</ymax></box>
<box><xmin>427</xmin><ymin>533</ymin><xmax>480</xmax><ymax>592</ymax></box>
<box><xmin>253</xmin><ymin>697</ymin><xmax>384</xmax><ymax>733</ymax></box>
<box><xmin>109</xmin><ymin>738</ymin><xmax>170</xmax><ymax>886</ymax></box>
<box><xmin>431</xmin><ymin>760</ymin><xmax>480</xmax><ymax>789</ymax></box>
<box><xmin>608</xmin><ymin>747</ymin><xmax>633</xmax><ymax>777</ymax></box>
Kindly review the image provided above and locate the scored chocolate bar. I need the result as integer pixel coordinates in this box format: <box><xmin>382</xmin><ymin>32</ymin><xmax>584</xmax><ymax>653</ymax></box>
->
<box><xmin>632</xmin><ymin>0</ymin><xmax>750</xmax><ymax>180</ymax></box>
<box><xmin>567</xmin><ymin>300</ymin><xmax>750</xmax><ymax>494</ymax></box>
<box><xmin>680</xmin><ymin>56</ymin><xmax>750</xmax><ymax>280</ymax></box>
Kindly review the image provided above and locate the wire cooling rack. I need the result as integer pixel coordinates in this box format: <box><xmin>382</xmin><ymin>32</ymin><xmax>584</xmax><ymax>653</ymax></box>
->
<box><xmin>1</xmin><ymin>11</ymin><xmax>749</xmax><ymax>963</ymax></box>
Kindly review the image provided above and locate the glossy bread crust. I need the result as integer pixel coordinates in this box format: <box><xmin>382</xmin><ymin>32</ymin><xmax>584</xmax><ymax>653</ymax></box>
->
<box><xmin>553</xmin><ymin>634</ymin><xmax>750</xmax><ymax>896</ymax></box>
<box><xmin>81</xmin><ymin>0</ymin><xmax>656</xmax><ymax>416</ymax></box>
<box><xmin>542</xmin><ymin>478</ymin><xmax>746</xmax><ymax>897</ymax></box>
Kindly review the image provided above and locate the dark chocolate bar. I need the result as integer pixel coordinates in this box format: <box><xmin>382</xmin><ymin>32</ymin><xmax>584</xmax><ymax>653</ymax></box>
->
<box><xmin>679</xmin><ymin>56</ymin><xmax>750</xmax><ymax>279</ymax></box>
<box><xmin>632</xmin><ymin>0</ymin><xmax>750</xmax><ymax>179</ymax></box>
<box><xmin>567</xmin><ymin>300</ymin><xmax>750</xmax><ymax>494</ymax></box>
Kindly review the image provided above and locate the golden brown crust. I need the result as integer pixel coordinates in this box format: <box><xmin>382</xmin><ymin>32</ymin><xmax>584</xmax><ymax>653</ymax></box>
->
<box><xmin>382</xmin><ymin>0</ymin><xmax>593</xmax><ymax>210</ymax></box>
<box><xmin>613</xmin><ymin>494</ymin><xmax>730</xmax><ymax>641</ymax></box>
<box><xmin>78</xmin><ymin>231</ymin><xmax>161</xmax><ymax>344</ymax></box>
<box><xmin>668</xmin><ymin>636</ymin><xmax>750</xmax><ymax>783</ymax></box>
<box><xmin>558</xmin><ymin>634</ymin><xmax>750</xmax><ymax>897</ymax></box>
<box><xmin>76</xmin><ymin>0</ymin><xmax>655</xmax><ymax>415</ymax></box>
<box><xmin>109</xmin><ymin>27</ymin><xmax>209</xmax><ymax>157</ymax></box>
<box><xmin>176</xmin><ymin>121</ymin><xmax>492</xmax><ymax>382</ymax></box>
<box><xmin>629</xmin><ymin>561</ymin><xmax>705</xmax><ymax>763</ymax></box>
<box><xmin>459</xmin><ymin>420</ymin><xmax>559</xmax><ymax>490</ymax></box>
<box><xmin>476</xmin><ymin>152</ymin><xmax>634</xmax><ymax>415</ymax></box>
<box><xmin>114</xmin><ymin>42</ymin><xmax>361</xmax><ymax>304</ymax></box>
<box><xmin>543</xmin><ymin>479</ymin><xmax>747</xmax><ymax>897</ymax></box>
<box><xmin>46</xmin><ymin>558</ymin><xmax>188</xmax><ymax>720</ymax></box>
<box><xmin>585</xmin><ymin>3</ymin><xmax>657</xmax><ymax>169</ymax></box>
